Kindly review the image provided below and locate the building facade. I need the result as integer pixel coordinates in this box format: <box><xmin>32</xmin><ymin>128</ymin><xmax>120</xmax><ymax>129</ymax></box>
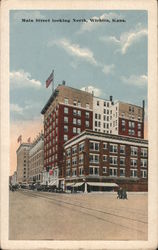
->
<box><xmin>28</xmin><ymin>133</ymin><xmax>44</xmax><ymax>184</ymax></box>
<box><xmin>64</xmin><ymin>130</ymin><xmax>148</xmax><ymax>192</ymax></box>
<box><xmin>41</xmin><ymin>84</ymin><xmax>93</xmax><ymax>187</ymax></box>
<box><xmin>16</xmin><ymin>143</ymin><xmax>31</xmax><ymax>183</ymax></box>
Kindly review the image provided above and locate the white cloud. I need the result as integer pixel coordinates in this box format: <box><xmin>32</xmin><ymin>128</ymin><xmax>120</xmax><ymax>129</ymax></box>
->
<box><xmin>121</xmin><ymin>74</ymin><xmax>148</xmax><ymax>87</ymax></box>
<box><xmin>100</xmin><ymin>25</ymin><xmax>147</xmax><ymax>54</ymax></box>
<box><xmin>79</xmin><ymin>12</ymin><xmax>123</xmax><ymax>33</ymax></box>
<box><xmin>13</xmin><ymin>11</ymin><xmax>45</xmax><ymax>21</ymax></box>
<box><xmin>49</xmin><ymin>38</ymin><xmax>97</xmax><ymax>66</ymax></box>
<box><xmin>10</xmin><ymin>104</ymin><xmax>23</xmax><ymax>115</ymax></box>
<box><xmin>80</xmin><ymin>85</ymin><xmax>101</xmax><ymax>97</ymax></box>
<box><xmin>102</xmin><ymin>64</ymin><xmax>115</xmax><ymax>75</ymax></box>
<box><xmin>10</xmin><ymin>70</ymin><xmax>42</xmax><ymax>89</ymax></box>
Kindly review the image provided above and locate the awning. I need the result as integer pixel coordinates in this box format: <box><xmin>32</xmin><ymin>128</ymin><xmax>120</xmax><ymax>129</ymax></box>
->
<box><xmin>74</xmin><ymin>182</ymin><xmax>84</xmax><ymax>187</ymax></box>
<box><xmin>49</xmin><ymin>180</ymin><xmax>57</xmax><ymax>186</ymax></box>
<box><xmin>87</xmin><ymin>182</ymin><xmax>118</xmax><ymax>187</ymax></box>
<box><xmin>66</xmin><ymin>182</ymin><xmax>74</xmax><ymax>187</ymax></box>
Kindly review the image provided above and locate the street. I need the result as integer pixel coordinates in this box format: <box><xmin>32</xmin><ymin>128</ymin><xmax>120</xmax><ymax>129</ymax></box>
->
<box><xmin>9</xmin><ymin>190</ymin><xmax>148</xmax><ymax>240</ymax></box>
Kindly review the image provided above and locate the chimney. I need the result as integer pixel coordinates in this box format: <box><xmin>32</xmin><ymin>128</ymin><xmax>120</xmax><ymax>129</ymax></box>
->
<box><xmin>110</xmin><ymin>96</ymin><xmax>113</xmax><ymax>102</ymax></box>
<box><xmin>62</xmin><ymin>80</ymin><xmax>66</xmax><ymax>85</ymax></box>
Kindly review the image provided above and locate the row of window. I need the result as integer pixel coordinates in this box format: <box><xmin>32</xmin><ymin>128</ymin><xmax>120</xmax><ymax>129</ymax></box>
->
<box><xmin>66</xmin><ymin>166</ymin><xmax>147</xmax><ymax>178</ymax></box>
<box><xmin>64</xmin><ymin>98</ymin><xmax>90</xmax><ymax>109</ymax></box>
<box><xmin>67</xmin><ymin>155</ymin><xmax>147</xmax><ymax>168</ymax></box>
<box><xmin>121</xmin><ymin>120</ymin><xmax>142</xmax><ymax>129</ymax></box>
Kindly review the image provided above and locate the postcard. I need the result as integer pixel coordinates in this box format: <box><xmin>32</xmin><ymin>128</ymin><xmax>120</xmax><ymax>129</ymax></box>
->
<box><xmin>0</xmin><ymin>0</ymin><xmax>158</xmax><ymax>249</ymax></box>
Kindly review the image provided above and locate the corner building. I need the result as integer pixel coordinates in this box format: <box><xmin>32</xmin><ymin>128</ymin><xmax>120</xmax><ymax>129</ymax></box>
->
<box><xmin>64</xmin><ymin>130</ymin><xmax>148</xmax><ymax>192</ymax></box>
<box><xmin>41</xmin><ymin>84</ymin><xmax>93</xmax><ymax>188</ymax></box>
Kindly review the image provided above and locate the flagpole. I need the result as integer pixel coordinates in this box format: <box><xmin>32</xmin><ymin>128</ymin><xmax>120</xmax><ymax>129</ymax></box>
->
<box><xmin>52</xmin><ymin>69</ymin><xmax>54</xmax><ymax>94</ymax></box>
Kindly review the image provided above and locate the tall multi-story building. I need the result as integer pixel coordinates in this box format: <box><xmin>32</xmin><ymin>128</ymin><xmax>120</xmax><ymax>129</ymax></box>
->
<box><xmin>28</xmin><ymin>132</ymin><xmax>44</xmax><ymax>184</ymax></box>
<box><xmin>41</xmin><ymin>83</ymin><xmax>93</xmax><ymax>188</ymax></box>
<box><xmin>41</xmin><ymin>83</ymin><xmax>146</xmax><ymax>189</ymax></box>
<box><xmin>64</xmin><ymin>130</ymin><xmax>148</xmax><ymax>192</ymax></box>
<box><xmin>16</xmin><ymin>143</ymin><xmax>31</xmax><ymax>183</ymax></box>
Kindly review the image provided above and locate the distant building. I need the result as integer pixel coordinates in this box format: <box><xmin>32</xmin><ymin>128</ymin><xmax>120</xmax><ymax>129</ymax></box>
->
<box><xmin>28</xmin><ymin>132</ymin><xmax>44</xmax><ymax>184</ymax></box>
<box><xmin>16</xmin><ymin>143</ymin><xmax>31</xmax><ymax>183</ymax></box>
<box><xmin>64</xmin><ymin>130</ymin><xmax>148</xmax><ymax>192</ymax></box>
<box><xmin>11</xmin><ymin>171</ymin><xmax>17</xmax><ymax>185</ymax></box>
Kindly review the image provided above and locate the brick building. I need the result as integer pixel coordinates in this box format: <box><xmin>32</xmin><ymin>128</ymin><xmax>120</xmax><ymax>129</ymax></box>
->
<box><xmin>64</xmin><ymin>130</ymin><xmax>148</xmax><ymax>192</ymax></box>
<box><xmin>16</xmin><ymin>143</ymin><xmax>31</xmax><ymax>183</ymax></box>
<box><xmin>41</xmin><ymin>84</ymin><xmax>93</xmax><ymax>188</ymax></box>
<box><xmin>41</xmin><ymin>83</ymin><xmax>146</xmax><ymax>190</ymax></box>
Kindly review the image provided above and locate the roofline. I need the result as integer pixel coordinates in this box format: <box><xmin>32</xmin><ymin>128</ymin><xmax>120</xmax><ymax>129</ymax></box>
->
<box><xmin>114</xmin><ymin>100</ymin><xmax>144</xmax><ymax>109</ymax></box>
<box><xmin>16</xmin><ymin>143</ymin><xmax>31</xmax><ymax>153</ymax></box>
<box><xmin>64</xmin><ymin>129</ymin><xmax>148</xmax><ymax>147</ymax></box>
<box><xmin>41</xmin><ymin>89</ymin><xmax>59</xmax><ymax>115</ymax></box>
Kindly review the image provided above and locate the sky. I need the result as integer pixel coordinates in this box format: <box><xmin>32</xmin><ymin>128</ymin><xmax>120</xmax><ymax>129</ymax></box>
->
<box><xmin>10</xmin><ymin>10</ymin><xmax>148</xmax><ymax>174</ymax></box>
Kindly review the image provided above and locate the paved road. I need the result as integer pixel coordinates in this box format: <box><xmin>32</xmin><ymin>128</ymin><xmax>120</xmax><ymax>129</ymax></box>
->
<box><xmin>9</xmin><ymin>190</ymin><xmax>148</xmax><ymax>240</ymax></box>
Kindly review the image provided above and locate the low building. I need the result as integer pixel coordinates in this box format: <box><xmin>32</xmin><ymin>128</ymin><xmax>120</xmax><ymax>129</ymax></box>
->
<box><xmin>16</xmin><ymin>143</ymin><xmax>31</xmax><ymax>183</ymax></box>
<box><xmin>11</xmin><ymin>171</ymin><xmax>17</xmax><ymax>185</ymax></box>
<box><xmin>28</xmin><ymin>133</ymin><xmax>44</xmax><ymax>184</ymax></box>
<box><xmin>64</xmin><ymin>130</ymin><xmax>148</xmax><ymax>192</ymax></box>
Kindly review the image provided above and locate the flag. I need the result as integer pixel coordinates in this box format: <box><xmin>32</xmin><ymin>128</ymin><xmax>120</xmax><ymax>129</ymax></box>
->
<box><xmin>46</xmin><ymin>71</ymin><xmax>54</xmax><ymax>88</ymax></box>
<box><xmin>27</xmin><ymin>137</ymin><xmax>31</xmax><ymax>143</ymax></box>
<box><xmin>49</xmin><ymin>169</ymin><xmax>53</xmax><ymax>175</ymax></box>
<box><xmin>17</xmin><ymin>135</ymin><xmax>22</xmax><ymax>143</ymax></box>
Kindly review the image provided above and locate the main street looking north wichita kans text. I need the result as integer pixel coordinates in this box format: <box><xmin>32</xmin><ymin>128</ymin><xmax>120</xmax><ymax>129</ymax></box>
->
<box><xmin>21</xmin><ymin>17</ymin><xmax>126</xmax><ymax>23</ymax></box>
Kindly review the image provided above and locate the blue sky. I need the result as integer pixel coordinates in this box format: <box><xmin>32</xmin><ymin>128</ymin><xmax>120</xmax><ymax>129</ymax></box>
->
<box><xmin>10</xmin><ymin>10</ymin><xmax>148</xmax><ymax>122</ymax></box>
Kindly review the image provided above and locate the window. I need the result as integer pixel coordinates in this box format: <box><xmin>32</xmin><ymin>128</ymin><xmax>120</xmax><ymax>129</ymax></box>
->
<box><xmin>97</xmin><ymin>101</ymin><xmax>99</xmax><ymax>106</ymax></box>
<box><xmin>85</xmin><ymin>112</ymin><xmax>90</xmax><ymax>119</ymax></box>
<box><xmin>77</xmin><ymin>128</ymin><xmax>81</xmax><ymax>134</ymax></box>
<box><xmin>103</xmin><ymin>143</ymin><xmax>107</xmax><ymax>149</ymax></box>
<box><xmin>89</xmin><ymin>166</ymin><xmax>99</xmax><ymax>175</ymax></box>
<box><xmin>129</xmin><ymin>106</ymin><xmax>132</xmax><ymax>112</ymax></box>
<box><xmin>73</xmin><ymin>100</ymin><xmax>77</xmax><ymax>106</ymax></box>
<box><xmin>64</xmin><ymin>98</ymin><xmax>69</xmax><ymax>105</ymax></box>
<box><xmin>64</xmin><ymin>134</ymin><xmax>68</xmax><ymax>141</ymax></box>
<box><xmin>120</xmin><ymin>168</ymin><xmax>125</xmax><ymax>177</ymax></box>
<box><xmin>109</xmin><ymin>168</ymin><xmax>117</xmax><ymax>176</ymax></box>
<box><xmin>86</xmin><ymin>103</ymin><xmax>89</xmax><ymax>109</ymax></box>
<box><xmin>103</xmin><ymin>167</ymin><xmax>107</xmax><ymax>174</ymax></box>
<box><xmin>66</xmin><ymin>169</ymin><xmax>70</xmax><ymax>177</ymax></box>
<box><xmin>120</xmin><ymin>145</ymin><xmax>125</xmax><ymax>154</ymax></box>
<box><xmin>78</xmin><ymin>101</ymin><xmax>81</xmax><ymax>107</ymax></box>
<box><xmin>89</xmin><ymin>154</ymin><xmax>99</xmax><ymax>163</ymax></box>
<box><xmin>72</xmin><ymin>146</ymin><xmax>77</xmax><ymax>155</ymax></box>
<box><xmin>66</xmin><ymin>148</ymin><xmax>71</xmax><ymax>157</ymax></box>
<box><xmin>64</xmin><ymin>117</ymin><xmax>68</xmax><ymax>123</ymax></box>
<box><xmin>79</xmin><ymin>167</ymin><xmax>84</xmax><ymax>176</ymax></box>
<box><xmin>141</xmin><ymin>170</ymin><xmax>147</xmax><ymax>178</ymax></box>
<box><xmin>131</xmin><ymin>147</ymin><xmax>138</xmax><ymax>156</ymax></box>
<box><xmin>64</xmin><ymin>107</ymin><xmax>68</xmax><ymax>114</ymax></box>
<box><xmin>85</xmin><ymin>121</ymin><xmax>89</xmax><ymax>127</ymax></box>
<box><xmin>107</xmin><ymin>102</ymin><xmax>109</xmax><ymax>107</ymax></box>
<box><xmin>79</xmin><ymin>155</ymin><xmax>84</xmax><ymax>164</ymax></box>
<box><xmin>79</xmin><ymin>143</ymin><xmax>84</xmax><ymax>152</ymax></box>
<box><xmin>73</xmin><ymin>127</ymin><xmax>76</xmax><ymax>134</ymax></box>
<box><xmin>110</xmin><ymin>156</ymin><xmax>117</xmax><ymax>165</ymax></box>
<box><xmin>66</xmin><ymin>159</ymin><xmax>71</xmax><ymax>167</ymax></box>
<box><xmin>72</xmin><ymin>168</ymin><xmax>77</xmax><ymax>176</ymax></box>
<box><xmin>77</xmin><ymin>110</ymin><xmax>81</xmax><ymax>116</ymax></box>
<box><xmin>73</xmin><ymin>118</ymin><xmax>76</xmax><ymax>125</ymax></box>
<box><xmin>77</xmin><ymin>119</ymin><xmax>81</xmax><ymax>125</ymax></box>
<box><xmin>141</xmin><ymin>148</ymin><xmax>148</xmax><ymax>157</ymax></box>
<box><xmin>138</xmin><ymin>123</ymin><xmax>141</xmax><ymax>130</ymax></box>
<box><xmin>120</xmin><ymin>157</ymin><xmax>125</xmax><ymax>166</ymax></box>
<box><xmin>130</xmin><ymin>158</ymin><xmax>137</xmax><ymax>167</ymax></box>
<box><xmin>141</xmin><ymin>159</ymin><xmax>147</xmax><ymax>168</ymax></box>
<box><xmin>72</xmin><ymin>157</ymin><xmax>77</xmax><ymax>166</ymax></box>
<box><xmin>90</xmin><ymin>141</ymin><xmax>99</xmax><ymax>151</ymax></box>
<box><xmin>130</xmin><ymin>169</ymin><xmax>137</xmax><ymax>178</ymax></box>
<box><xmin>103</xmin><ymin>155</ymin><xmax>107</xmax><ymax>161</ymax></box>
<box><xmin>73</xmin><ymin>109</ymin><xmax>77</xmax><ymax>115</ymax></box>
<box><xmin>110</xmin><ymin>144</ymin><xmax>118</xmax><ymax>153</ymax></box>
<box><xmin>122</xmin><ymin>120</ymin><xmax>125</xmax><ymax>126</ymax></box>
<box><xmin>64</xmin><ymin>125</ymin><xmax>68</xmax><ymax>132</ymax></box>
<box><xmin>104</xmin><ymin>102</ymin><xmax>106</xmax><ymax>107</ymax></box>
<box><xmin>138</xmin><ymin>131</ymin><xmax>141</xmax><ymax>137</ymax></box>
